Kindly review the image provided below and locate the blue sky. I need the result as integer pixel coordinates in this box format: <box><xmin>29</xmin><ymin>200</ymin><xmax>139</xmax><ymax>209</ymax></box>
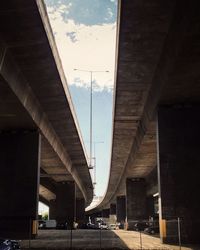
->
<box><xmin>46</xmin><ymin>0</ymin><xmax>117</xmax><ymax>25</ymax></box>
<box><xmin>44</xmin><ymin>0</ymin><xmax>117</xmax><ymax>200</ymax></box>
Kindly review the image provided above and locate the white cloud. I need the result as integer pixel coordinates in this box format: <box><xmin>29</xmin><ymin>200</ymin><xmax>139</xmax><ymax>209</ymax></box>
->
<box><xmin>46</xmin><ymin>5</ymin><xmax>116</xmax><ymax>91</ymax></box>
<box><xmin>107</xmin><ymin>7</ymin><xmax>114</xmax><ymax>19</ymax></box>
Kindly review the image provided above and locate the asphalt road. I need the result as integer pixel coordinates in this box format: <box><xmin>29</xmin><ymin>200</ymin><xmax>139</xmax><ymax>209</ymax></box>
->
<box><xmin>20</xmin><ymin>229</ymin><xmax>199</xmax><ymax>250</ymax></box>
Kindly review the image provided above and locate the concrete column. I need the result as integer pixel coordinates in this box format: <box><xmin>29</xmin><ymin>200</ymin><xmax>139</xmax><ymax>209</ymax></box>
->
<box><xmin>110</xmin><ymin>203</ymin><xmax>116</xmax><ymax>215</ymax></box>
<box><xmin>55</xmin><ymin>181</ymin><xmax>75</xmax><ymax>228</ymax></box>
<box><xmin>76</xmin><ymin>198</ymin><xmax>85</xmax><ymax>224</ymax></box>
<box><xmin>102</xmin><ymin>209</ymin><xmax>110</xmax><ymax>218</ymax></box>
<box><xmin>146</xmin><ymin>195</ymin><xmax>155</xmax><ymax>218</ymax></box>
<box><xmin>109</xmin><ymin>203</ymin><xmax>117</xmax><ymax>224</ymax></box>
<box><xmin>116</xmin><ymin>196</ymin><xmax>126</xmax><ymax>225</ymax></box>
<box><xmin>49</xmin><ymin>199</ymin><xmax>57</xmax><ymax>220</ymax></box>
<box><xmin>102</xmin><ymin>208</ymin><xmax>110</xmax><ymax>224</ymax></box>
<box><xmin>157</xmin><ymin>106</ymin><xmax>200</xmax><ymax>244</ymax></box>
<box><xmin>0</xmin><ymin>131</ymin><xmax>40</xmax><ymax>239</ymax></box>
<box><xmin>126</xmin><ymin>178</ymin><xmax>147</xmax><ymax>230</ymax></box>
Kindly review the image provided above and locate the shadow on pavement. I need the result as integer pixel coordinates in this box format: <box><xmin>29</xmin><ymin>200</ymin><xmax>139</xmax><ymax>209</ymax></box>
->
<box><xmin>20</xmin><ymin>229</ymin><xmax>200</xmax><ymax>250</ymax></box>
<box><xmin>21</xmin><ymin>229</ymin><xmax>129</xmax><ymax>249</ymax></box>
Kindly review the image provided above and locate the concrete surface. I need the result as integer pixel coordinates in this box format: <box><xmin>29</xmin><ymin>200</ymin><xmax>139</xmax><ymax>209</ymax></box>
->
<box><xmin>20</xmin><ymin>229</ymin><xmax>199</xmax><ymax>250</ymax></box>
<box><xmin>92</xmin><ymin>0</ymin><xmax>200</xmax><ymax>212</ymax></box>
<box><xmin>0</xmin><ymin>0</ymin><xmax>93</xmax><ymax>205</ymax></box>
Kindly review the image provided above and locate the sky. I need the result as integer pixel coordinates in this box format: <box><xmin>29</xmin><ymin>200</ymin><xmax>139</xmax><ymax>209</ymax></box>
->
<box><xmin>42</xmin><ymin>0</ymin><xmax>117</xmax><ymax>203</ymax></box>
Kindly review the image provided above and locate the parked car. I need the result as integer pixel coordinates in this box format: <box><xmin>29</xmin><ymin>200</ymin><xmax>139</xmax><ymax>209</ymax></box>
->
<box><xmin>38</xmin><ymin>220</ymin><xmax>46</xmax><ymax>229</ymax></box>
<box><xmin>133</xmin><ymin>222</ymin><xmax>149</xmax><ymax>231</ymax></box>
<box><xmin>87</xmin><ymin>223</ymin><xmax>99</xmax><ymax>229</ymax></box>
<box><xmin>56</xmin><ymin>222</ymin><xmax>68</xmax><ymax>229</ymax></box>
<box><xmin>144</xmin><ymin>225</ymin><xmax>159</xmax><ymax>234</ymax></box>
<box><xmin>77</xmin><ymin>223</ymin><xmax>88</xmax><ymax>229</ymax></box>
<box><xmin>99</xmin><ymin>223</ymin><xmax>108</xmax><ymax>230</ymax></box>
<box><xmin>39</xmin><ymin>219</ymin><xmax>57</xmax><ymax>229</ymax></box>
<box><xmin>118</xmin><ymin>222</ymin><xmax>124</xmax><ymax>229</ymax></box>
<box><xmin>46</xmin><ymin>220</ymin><xmax>57</xmax><ymax>229</ymax></box>
<box><xmin>0</xmin><ymin>239</ymin><xmax>20</xmax><ymax>250</ymax></box>
<box><xmin>108</xmin><ymin>224</ymin><xmax>117</xmax><ymax>230</ymax></box>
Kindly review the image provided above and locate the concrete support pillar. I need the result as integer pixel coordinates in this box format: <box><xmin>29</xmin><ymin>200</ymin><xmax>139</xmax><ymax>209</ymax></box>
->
<box><xmin>146</xmin><ymin>195</ymin><xmax>155</xmax><ymax>218</ymax></box>
<box><xmin>157</xmin><ymin>106</ymin><xmax>200</xmax><ymax>244</ymax></box>
<box><xmin>110</xmin><ymin>203</ymin><xmax>116</xmax><ymax>215</ymax></box>
<box><xmin>126</xmin><ymin>178</ymin><xmax>147</xmax><ymax>230</ymax></box>
<box><xmin>76</xmin><ymin>198</ymin><xmax>85</xmax><ymax>224</ymax></box>
<box><xmin>54</xmin><ymin>181</ymin><xmax>75</xmax><ymax>228</ymax></box>
<box><xmin>102</xmin><ymin>209</ymin><xmax>110</xmax><ymax>224</ymax></box>
<box><xmin>0</xmin><ymin>131</ymin><xmax>40</xmax><ymax>239</ymax></box>
<box><xmin>49</xmin><ymin>199</ymin><xmax>57</xmax><ymax>220</ymax></box>
<box><xmin>102</xmin><ymin>209</ymin><xmax>110</xmax><ymax>218</ymax></box>
<box><xmin>116</xmin><ymin>196</ymin><xmax>126</xmax><ymax>226</ymax></box>
<box><xmin>109</xmin><ymin>203</ymin><xmax>117</xmax><ymax>224</ymax></box>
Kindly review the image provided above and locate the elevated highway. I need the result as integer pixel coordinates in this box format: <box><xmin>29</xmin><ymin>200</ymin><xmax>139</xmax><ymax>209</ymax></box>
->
<box><xmin>0</xmin><ymin>0</ymin><xmax>93</xmax><ymax>238</ymax></box>
<box><xmin>88</xmin><ymin>0</ymin><xmax>200</xmax><ymax>244</ymax></box>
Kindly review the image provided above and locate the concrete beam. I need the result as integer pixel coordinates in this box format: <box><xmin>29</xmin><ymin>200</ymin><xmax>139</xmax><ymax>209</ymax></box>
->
<box><xmin>39</xmin><ymin>185</ymin><xmax>56</xmax><ymax>202</ymax></box>
<box><xmin>92</xmin><ymin>0</ymin><xmax>194</xmax><ymax>212</ymax></box>
<box><xmin>0</xmin><ymin>44</ymin><xmax>89</xmax><ymax>204</ymax></box>
<box><xmin>0</xmin><ymin>0</ymin><xmax>93</xmax><ymax>206</ymax></box>
<box><xmin>39</xmin><ymin>195</ymin><xmax>50</xmax><ymax>207</ymax></box>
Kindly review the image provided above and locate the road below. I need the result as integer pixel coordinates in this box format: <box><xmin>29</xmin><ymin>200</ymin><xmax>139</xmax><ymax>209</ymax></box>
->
<box><xmin>20</xmin><ymin>229</ymin><xmax>199</xmax><ymax>250</ymax></box>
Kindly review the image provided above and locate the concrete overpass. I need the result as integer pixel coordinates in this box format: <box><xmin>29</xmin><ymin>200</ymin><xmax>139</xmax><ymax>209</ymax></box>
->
<box><xmin>0</xmin><ymin>0</ymin><xmax>93</xmax><ymax>238</ymax></box>
<box><xmin>88</xmin><ymin>0</ymin><xmax>200</xmax><ymax>244</ymax></box>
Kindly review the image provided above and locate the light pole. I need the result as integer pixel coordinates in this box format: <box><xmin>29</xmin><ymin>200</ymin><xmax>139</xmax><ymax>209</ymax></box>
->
<box><xmin>93</xmin><ymin>141</ymin><xmax>104</xmax><ymax>196</ymax></box>
<box><xmin>74</xmin><ymin>69</ymin><xmax>108</xmax><ymax>171</ymax></box>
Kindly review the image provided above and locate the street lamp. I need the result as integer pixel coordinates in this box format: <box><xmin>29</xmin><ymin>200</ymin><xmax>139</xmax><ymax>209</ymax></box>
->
<box><xmin>73</xmin><ymin>69</ymin><xmax>109</xmax><ymax>171</ymax></box>
<box><xmin>92</xmin><ymin>141</ymin><xmax>104</xmax><ymax>196</ymax></box>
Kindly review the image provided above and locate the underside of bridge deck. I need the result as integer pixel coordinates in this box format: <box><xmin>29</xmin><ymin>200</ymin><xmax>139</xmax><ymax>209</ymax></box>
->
<box><xmin>0</xmin><ymin>0</ymin><xmax>93</xmax><ymax>239</ymax></box>
<box><xmin>88</xmin><ymin>0</ymin><xmax>200</xmax><ymax>244</ymax></box>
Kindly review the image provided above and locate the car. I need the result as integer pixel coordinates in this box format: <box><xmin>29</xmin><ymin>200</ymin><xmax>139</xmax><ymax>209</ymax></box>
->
<box><xmin>144</xmin><ymin>225</ymin><xmax>159</xmax><ymax>234</ymax></box>
<box><xmin>87</xmin><ymin>223</ymin><xmax>99</xmax><ymax>229</ymax></box>
<box><xmin>118</xmin><ymin>223</ymin><xmax>124</xmax><ymax>229</ymax></box>
<box><xmin>39</xmin><ymin>220</ymin><xmax>58</xmax><ymax>229</ymax></box>
<box><xmin>77</xmin><ymin>223</ymin><xmax>88</xmax><ymax>229</ymax></box>
<box><xmin>133</xmin><ymin>222</ymin><xmax>149</xmax><ymax>231</ymax></box>
<box><xmin>99</xmin><ymin>223</ymin><xmax>108</xmax><ymax>230</ymax></box>
<box><xmin>0</xmin><ymin>239</ymin><xmax>20</xmax><ymax>250</ymax></box>
<box><xmin>108</xmin><ymin>224</ymin><xmax>117</xmax><ymax>230</ymax></box>
<box><xmin>45</xmin><ymin>220</ymin><xmax>57</xmax><ymax>229</ymax></box>
<box><xmin>56</xmin><ymin>222</ymin><xmax>68</xmax><ymax>229</ymax></box>
<box><xmin>38</xmin><ymin>220</ymin><xmax>46</xmax><ymax>229</ymax></box>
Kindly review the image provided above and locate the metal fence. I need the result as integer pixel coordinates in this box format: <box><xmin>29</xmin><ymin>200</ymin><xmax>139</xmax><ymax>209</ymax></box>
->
<box><xmin>0</xmin><ymin>217</ymin><xmax>198</xmax><ymax>249</ymax></box>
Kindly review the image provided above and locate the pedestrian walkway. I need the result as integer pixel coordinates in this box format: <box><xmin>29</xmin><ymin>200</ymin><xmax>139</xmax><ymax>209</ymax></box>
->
<box><xmin>20</xmin><ymin>229</ymin><xmax>199</xmax><ymax>250</ymax></box>
<box><xmin>113</xmin><ymin>230</ymin><xmax>198</xmax><ymax>250</ymax></box>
